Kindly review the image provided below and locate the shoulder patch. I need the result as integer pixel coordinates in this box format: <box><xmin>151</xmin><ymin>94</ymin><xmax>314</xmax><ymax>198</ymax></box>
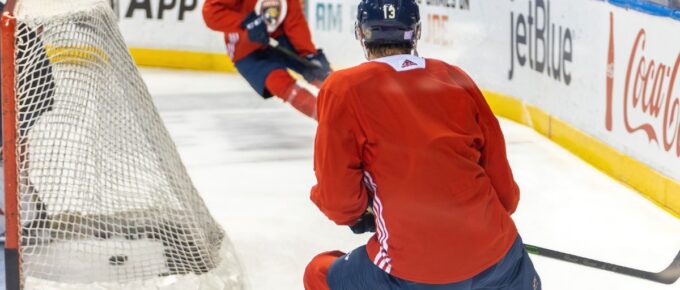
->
<box><xmin>401</xmin><ymin>59</ymin><xmax>418</xmax><ymax>68</ymax></box>
<box><xmin>372</xmin><ymin>54</ymin><xmax>426</xmax><ymax>72</ymax></box>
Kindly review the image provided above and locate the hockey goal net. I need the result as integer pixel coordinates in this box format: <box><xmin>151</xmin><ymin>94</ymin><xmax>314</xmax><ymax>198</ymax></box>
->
<box><xmin>1</xmin><ymin>0</ymin><xmax>243</xmax><ymax>289</ymax></box>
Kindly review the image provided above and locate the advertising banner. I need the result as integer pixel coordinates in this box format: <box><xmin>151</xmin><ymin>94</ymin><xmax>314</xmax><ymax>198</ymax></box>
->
<box><xmin>115</xmin><ymin>0</ymin><xmax>226</xmax><ymax>53</ymax></box>
<box><xmin>113</xmin><ymin>0</ymin><xmax>680</xmax><ymax>212</ymax></box>
<box><xmin>606</xmin><ymin>8</ymin><xmax>680</xmax><ymax>181</ymax></box>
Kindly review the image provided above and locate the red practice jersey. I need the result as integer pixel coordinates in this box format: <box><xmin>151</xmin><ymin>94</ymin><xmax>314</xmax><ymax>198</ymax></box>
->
<box><xmin>311</xmin><ymin>55</ymin><xmax>520</xmax><ymax>284</ymax></box>
<box><xmin>202</xmin><ymin>0</ymin><xmax>316</xmax><ymax>62</ymax></box>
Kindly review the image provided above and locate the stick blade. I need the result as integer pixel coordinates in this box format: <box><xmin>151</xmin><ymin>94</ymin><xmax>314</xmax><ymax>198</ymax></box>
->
<box><xmin>655</xmin><ymin>250</ymin><xmax>680</xmax><ymax>284</ymax></box>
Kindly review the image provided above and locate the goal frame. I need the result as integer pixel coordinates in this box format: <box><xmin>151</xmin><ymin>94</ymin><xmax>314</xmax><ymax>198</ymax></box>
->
<box><xmin>1</xmin><ymin>8</ymin><xmax>22</xmax><ymax>290</ymax></box>
<box><xmin>0</xmin><ymin>1</ymin><xmax>243</xmax><ymax>288</ymax></box>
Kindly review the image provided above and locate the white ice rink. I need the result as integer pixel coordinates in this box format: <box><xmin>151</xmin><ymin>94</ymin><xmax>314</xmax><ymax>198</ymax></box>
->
<box><xmin>141</xmin><ymin>68</ymin><xmax>680</xmax><ymax>290</ymax></box>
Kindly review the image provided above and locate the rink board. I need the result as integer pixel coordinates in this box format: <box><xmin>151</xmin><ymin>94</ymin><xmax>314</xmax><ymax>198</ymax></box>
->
<box><xmin>483</xmin><ymin>90</ymin><xmax>680</xmax><ymax>218</ymax></box>
<box><xmin>110</xmin><ymin>0</ymin><xmax>680</xmax><ymax>217</ymax></box>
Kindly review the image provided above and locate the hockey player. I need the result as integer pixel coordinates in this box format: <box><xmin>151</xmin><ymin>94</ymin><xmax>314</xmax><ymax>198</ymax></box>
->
<box><xmin>202</xmin><ymin>0</ymin><xmax>331</xmax><ymax>119</ymax></box>
<box><xmin>304</xmin><ymin>0</ymin><xmax>542</xmax><ymax>289</ymax></box>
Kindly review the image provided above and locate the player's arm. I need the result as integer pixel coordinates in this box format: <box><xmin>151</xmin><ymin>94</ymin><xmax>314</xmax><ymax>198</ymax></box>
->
<box><xmin>451</xmin><ymin>67</ymin><xmax>520</xmax><ymax>214</ymax></box>
<box><xmin>310</xmin><ymin>79</ymin><xmax>370</xmax><ymax>226</ymax></box>
<box><xmin>202</xmin><ymin>0</ymin><xmax>245</xmax><ymax>32</ymax></box>
<box><xmin>282</xmin><ymin>0</ymin><xmax>316</xmax><ymax>56</ymax></box>
<box><xmin>203</xmin><ymin>0</ymin><xmax>270</xmax><ymax>51</ymax></box>
<box><xmin>477</xmin><ymin>97</ymin><xmax>519</xmax><ymax>214</ymax></box>
<box><xmin>281</xmin><ymin>0</ymin><xmax>332</xmax><ymax>85</ymax></box>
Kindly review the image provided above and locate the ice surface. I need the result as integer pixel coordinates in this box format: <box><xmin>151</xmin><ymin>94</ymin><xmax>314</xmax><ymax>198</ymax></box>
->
<box><xmin>23</xmin><ymin>240</ymin><xmax>241</xmax><ymax>290</ymax></box>
<box><xmin>136</xmin><ymin>68</ymin><xmax>680</xmax><ymax>290</ymax></box>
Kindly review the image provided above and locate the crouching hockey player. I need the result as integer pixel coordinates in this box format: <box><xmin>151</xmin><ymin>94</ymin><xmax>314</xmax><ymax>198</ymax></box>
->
<box><xmin>304</xmin><ymin>0</ymin><xmax>542</xmax><ymax>289</ymax></box>
<box><xmin>203</xmin><ymin>0</ymin><xmax>331</xmax><ymax>119</ymax></box>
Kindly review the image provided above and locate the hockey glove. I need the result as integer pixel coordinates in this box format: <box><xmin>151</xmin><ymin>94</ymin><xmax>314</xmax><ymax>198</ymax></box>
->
<box><xmin>302</xmin><ymin>49</ymin><xmax>332</xmax><ymax>87</ymax></box>
<box><xmin>240</xmin><ymin>12</ymin><xmax>269</xmax><ymax>47</ymax></box>
<box><xmin>349</xmin><ymin>210</ymin><xmax>376</xmax><ymax>234</ymax></box>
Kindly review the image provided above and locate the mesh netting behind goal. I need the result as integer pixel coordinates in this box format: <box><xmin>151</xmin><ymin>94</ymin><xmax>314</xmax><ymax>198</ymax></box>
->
<box><xmin>3</xmin><ymin>0</ymin><xmax>243</xmax><ymax>288</ymax></box>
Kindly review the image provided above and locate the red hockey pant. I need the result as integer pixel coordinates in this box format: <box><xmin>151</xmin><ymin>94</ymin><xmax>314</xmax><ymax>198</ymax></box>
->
<box><xmin>265</xmin><ymin>69</ymin><xmax>317</xmax><ymax>119</ymax></box>
<box><xmin>303</xmin><ymin>250</ymin><xmax>345</xmax><ymax>290</ymax></box>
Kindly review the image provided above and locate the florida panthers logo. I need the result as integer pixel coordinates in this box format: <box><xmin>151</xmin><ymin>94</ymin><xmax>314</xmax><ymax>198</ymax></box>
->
<box><xmin>255</xmin><ymin>0</ymin><xmax>288</xmax><ymax>33</ymax></box>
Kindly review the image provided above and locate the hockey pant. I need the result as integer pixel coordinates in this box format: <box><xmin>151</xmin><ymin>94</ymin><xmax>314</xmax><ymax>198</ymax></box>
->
<box><xmin>234</xmin><ymin>36</ymin><xmax>319</xmax><ymax>119</ymax></box>
<box><xmin>304</xmin><ymin>236</ymin><xmax>541</xmax><ymax>290</ymax></box>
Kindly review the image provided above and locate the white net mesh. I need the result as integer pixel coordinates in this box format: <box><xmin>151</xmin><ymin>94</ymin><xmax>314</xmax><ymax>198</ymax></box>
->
<box><xmin>7</xmin><ymin>0</ymin><xmax>244</xmax><ymax>288</ymax></box>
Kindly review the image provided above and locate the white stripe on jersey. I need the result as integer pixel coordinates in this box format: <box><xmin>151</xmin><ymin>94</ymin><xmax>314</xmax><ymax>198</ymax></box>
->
<box><xmin>226</xmin><ymin>32</ymin><xmax>239</xmax><ymax>59</ymax></box>
<box><xmin>363</xmin><ymin>171</ymin><xmax>393</xmax><ymax>273</ymax></box>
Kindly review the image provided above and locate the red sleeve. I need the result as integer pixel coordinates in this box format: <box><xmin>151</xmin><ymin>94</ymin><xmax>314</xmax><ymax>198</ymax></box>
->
<box><xmin>202</xmin><ymin>0</ymin><xmax>245</xmax><ymax>32</ymax></box>
<box><xmin>450</xmin><ymin>66</ymin><xmax>520</xmax><ymax>214</ymax></box>
<box><xmin>310</xmin><ymin>76</ymin><xmax>369</xmax><ymax>225</ymax></box>
<box><xmin>282</xmin><ymin>0</ymin><xmax>317</xmax><ymax>56</ymax></box>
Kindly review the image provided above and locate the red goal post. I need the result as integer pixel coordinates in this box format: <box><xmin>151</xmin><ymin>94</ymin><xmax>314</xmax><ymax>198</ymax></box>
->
<box><xmin>1</xmin><ymin>7</ymin><xmax>21</xmax><ymax>290</ymax></box>
<box><xmin>0</xmin><ymin>0</ymin><xmax>243</xmax><ymax>289</ymax></box>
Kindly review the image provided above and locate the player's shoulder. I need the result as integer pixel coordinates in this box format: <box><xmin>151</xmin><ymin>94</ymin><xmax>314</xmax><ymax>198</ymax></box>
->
<box><xmin>326</xmin><ymin>55</ymin><xmax>430</xmax><ymax>85</ymax></box>
<box><xmin>321</xmin><ymin>62</ymin><xmax>389</xmax><ymax>94</ymax></box>
<box><xmin>424</xmin><ymin>57</ymin><xmax>450</xmax><ymax>69</ymax></box>
<box><xmin>321</xmin><ymin>56</ymin><xmax>470</xmax><ymax>92</ymax></box>
<box><xmin>337</xmin><ymin>61</ymin><xmax>391</xmax><ymax>78</ymax></box>
<box><xmin>423</xmin><ymin>58</ymin><xmax>478</xmax><ymax>86</ymax></box>
<box><xmin>423</xmin><ymin>58</ymin><xmax>465</xmax><ymax>75</ymax></box>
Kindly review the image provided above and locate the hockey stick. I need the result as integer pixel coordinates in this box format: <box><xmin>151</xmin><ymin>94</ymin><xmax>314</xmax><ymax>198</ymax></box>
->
<box><xmin>268</xmin><ymin>38</ymin><xmax>321</xmax><ymax>69</ymax></box>
<box><xmin>251</xmin><ymin>0</ymin><xmax>321</xmax><ymax>70</ymax></box>
<box><xmin>525</xmin><ymin>244</ymin><xmax>680</xmax><ymax>284</ymax></box>
<box><xmin>253</xmin><ymin>0</ymin><xmax>314</xmax><ymax>68</ymax></box>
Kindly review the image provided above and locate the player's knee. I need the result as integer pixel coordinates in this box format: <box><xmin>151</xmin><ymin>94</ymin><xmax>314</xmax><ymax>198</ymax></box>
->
<box><xmin>265</xmin><ymin>69</ymin><xmax>296</xmax><ymax>98</ymax></box>
<box><xmin>303</xmin><ymin>251</ymin><xmax>344</xmax><ymax>290</ymax></box>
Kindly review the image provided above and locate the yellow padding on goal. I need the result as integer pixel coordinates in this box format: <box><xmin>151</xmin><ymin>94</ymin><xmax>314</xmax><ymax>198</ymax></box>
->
<box><xmin>45</xmin><ymin>45</ymin><xmax>110</xmax><ymax>65</ymax></box>
<box><xmin>481</xmin><ymin>89</ymin><xmax>680</xmax><ymax>219</ymax></box>
<box><xmin>129</xmin><ymin>48</ymin><xmax>236</xmax><ymax>72</ymax></box>
<box><xmin>46</xmin><ymin>46</ymin><xmax>237</xmax><ymax>71</ymax></box>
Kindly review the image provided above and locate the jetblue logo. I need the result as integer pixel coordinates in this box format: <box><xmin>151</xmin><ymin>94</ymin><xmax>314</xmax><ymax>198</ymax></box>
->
<box><xmin>508</xmin><ymin>0</ymin><xmax>574</xmax><ymax>86</ymax></box>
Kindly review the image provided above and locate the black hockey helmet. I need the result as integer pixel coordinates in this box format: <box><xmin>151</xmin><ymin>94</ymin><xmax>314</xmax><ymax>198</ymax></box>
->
<box><xmin>355</xmin><ymin>0</ymin><xmax>421</xmax><ymax>47</ymax></box>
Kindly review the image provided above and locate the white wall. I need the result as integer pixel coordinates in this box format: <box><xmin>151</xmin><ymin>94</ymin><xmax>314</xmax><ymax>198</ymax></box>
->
<box><xmin>116</xmin><ymin>0</ymin><xmax>680</xmax><ymax>182</ymax></box>
<box><xmin>305</xmin><ymin>0</ymin><xmax>680</xmax><ymax>182</ymax></box>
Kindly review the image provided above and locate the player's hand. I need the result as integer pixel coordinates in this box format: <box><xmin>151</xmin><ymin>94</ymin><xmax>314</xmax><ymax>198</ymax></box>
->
<box><xmin>240</xmin><ymin>12</ymin><xmax>269</xmax><ymax>47</ymax></box>
<box><xmin>349</xmin><ymin>210</ymin><xmax>376</xmax><ymax>234</ymax></box>
<box><xmin>302</xmin><ymin>49</ymin><xmax>332</xmax><ymax>87</ymax></box>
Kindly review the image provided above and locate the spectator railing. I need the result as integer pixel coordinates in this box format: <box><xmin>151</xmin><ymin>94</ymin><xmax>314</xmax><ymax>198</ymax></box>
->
<box><xmin>608</xmin><ymin>0</ymin><xmax>680</xmax><ymax>20</ymax></box>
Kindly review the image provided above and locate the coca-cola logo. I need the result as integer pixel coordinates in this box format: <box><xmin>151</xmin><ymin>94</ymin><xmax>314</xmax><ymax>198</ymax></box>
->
<box><xmin>607</xmin><ymin>15</ymin><xmax>680</xmax><ymax>157</ymax></box>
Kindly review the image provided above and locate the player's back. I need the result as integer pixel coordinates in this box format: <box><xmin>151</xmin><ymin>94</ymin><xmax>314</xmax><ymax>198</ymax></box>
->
<box><xmin>317</xmin><ymin>54</ymin><xmax>518</xmax><ymax>283</ymax></box>
<box><xmin>325</xmin><ymin>55</ymin><xmax>494</xmax><ymax>198</ymax></box>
